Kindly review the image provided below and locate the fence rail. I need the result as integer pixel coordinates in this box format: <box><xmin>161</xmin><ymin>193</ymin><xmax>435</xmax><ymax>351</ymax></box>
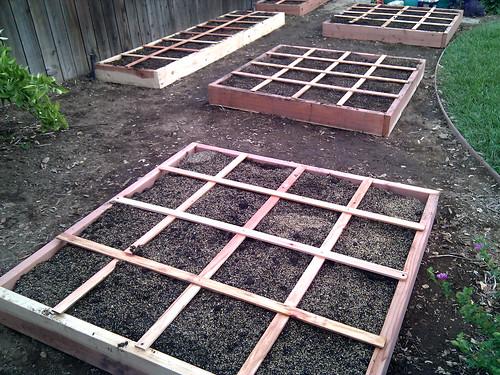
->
<box><xmin>0</xmin><ymin>0</ymin><xmax>249</xmax><ymax>81</ymax></box>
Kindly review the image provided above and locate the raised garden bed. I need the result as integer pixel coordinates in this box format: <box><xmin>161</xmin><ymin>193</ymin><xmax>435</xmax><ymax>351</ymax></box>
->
<box><xmin>95</xmin><ymin>10</ymin><xmax>285</xmax><ymax>88</ymax></box>
<box><xmin>208</xmin><ymin>45</ymin><xmax>425</xmax><ymax>137</ymax></box>
<box><xmin>323</xmin><ymin>4</ymin><xmax>463</xmax><ymax>48</ymax></box>
<box><xmin>0</xmin><ymin>143</ymin><xmax>439</xmax><ymax>374</ymax></box>
<box><xmin>256</xmin><ymin>0</ymin><xmax>329</xmax><ymax>16</ymax></box>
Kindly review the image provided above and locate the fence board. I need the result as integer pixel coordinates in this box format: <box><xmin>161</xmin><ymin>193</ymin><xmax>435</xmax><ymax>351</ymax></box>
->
<box><xmin>4</xmin><ymin>0</ymin><xmax>249</xmax><ymax>81</ymax></box>
<box><xmin>26</xmin><ymin>0</ymin><xmax>62</xmax><ymax>80</ymax></box>
<box><xmin>73</xmin><ymin>0</ymin><xmax>100</xmax><ymax>61</ymax></box>
<box><xmin>9</xmin><ymin>0</ymin><xmax>45</xmax><ymax>74</ymax></box>
<box><xmin>100</xmin><ymin>0</ymin><xmax>122</xmax><ymax>54</ymax></box>
<box><xmin>43</xmin><ymin>0</ymin><xmax>77</xmax><ymax>80</ymax></box>
<box><xmin>135</xmin><ymin>0</ymin><xmax>152</xmax><ymax>44</ymax></box>
<box><xmin>60</xmin><ymin>0</ymin><xmax>89</xmax><ymax>75</ymax></box>
<box><xmin>0</xmin><ymin>0</ymin><xmax>28</xmax><ymax>67</ymax></box>
<box><xmin>88</xmin><ymin>0</ymin><xmax>112</xmax><ymax>59</ymax></box>
<box><xmin>114</xmin><ymin>0</ymin><xmax>133</xmax><ymax>51</ymax></box>
<box><xmin>124</xmin><ymin>0</ymin><xmax>143</xmax><ymax>47</ymax></box>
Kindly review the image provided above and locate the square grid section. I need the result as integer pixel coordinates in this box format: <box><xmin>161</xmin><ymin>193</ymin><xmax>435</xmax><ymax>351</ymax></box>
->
<box><xmin>256</xmin><ymin>0</ymin><xmax>329</xmax><ymax>16</ymax></box>
<box><xmin>323</xmin><ymin>4</ymin><xmax>463</xmax><ymax>47</ymax></box>
<box><xmin>0</xmin><ymin>143</ymin><xmax>439</xmax><ymax>375</ymax></box>
<box><xmin>95</xmin><ymin>10</ymin><xmax>285</xmax><ymax>88</ymax></box>
<box><xmin>209</xmin><ymin>45</ymin><xmax>425</xmax><ymax>136</ymax></box>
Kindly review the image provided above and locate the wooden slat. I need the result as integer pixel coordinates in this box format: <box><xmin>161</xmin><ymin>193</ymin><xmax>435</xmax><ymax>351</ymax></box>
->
<box><xmin>100</xmin><ymin>0</ymin><xmax>122</xmax><ymax>54</ymax></box>
<box><xmin>235</xmin><ymin>71</ymin><xmax>399</xmax><ymax>99</ymax></box>
<box><xmin>60</xmin><ymin>0</ymin><xmax>90</xmax><ymax>75</ymax></box>
<box><xmin>0</xmin><ymin>288</ymin><xmax>215</xmax><ymax>375</ymax></box>
<box><xmin>114</xmin><ymin>196</ymin><xmax>408</xmax><ymax>279</ymax></box>
<box><xmin>136</xmin><ymin>166</ymin><xmax>306</xmax><ymax>350</ymax></box>
<box><xmin>159</xmin><ymin>166</ymin><xmax>424</xmax><ymax>231</ymax></box>
<box><xmin>239</xmin><ymin>177</ymin><xmax>374</xmax><ymax>374</ymax></box>
<box><xmin>135</xmin><ymin>0</ymin><xmax>153</xmax><ymax>44</ymax></box>
<box><xmin>194</xmin><ymin>143</ymin><xmax>439</xmax><ymax>199</ymax></box>
<box><xmin>43</xmin><ymin>0</ymin><xmax>77</xmax><ymax>80</ymax></box>
<box><xmin>9</xmin><ymin>0</ymin><xmax>45</xmax><ymax>74</ymax></box>
<box><xmin>124</xmin><ymin>0</ymin><xmax>143</xmax><ymax>47</ymax></box>
<box><xmin>293</xmin><ymin>51</ymin><xmax>351</xmax><ymax>98</ymax></box>
<box><xmin>87</xmin><ymin>0</ymin><xmax>112</xmax><ymax>60</ymax></box>
<box><xmin>114</xmin><ymin>0</ymin><xmax>133</xmax><ymax>51</ymax></box>
<box><xmin>0</xmin><ymin>0</ymin><xmax>28</xmax><ymax>67</ymax></box>
<box><xmin>252</xmin><ymin>47</ymin><xmax>316</xmax><ymax>92</ymax></box>
<box><xmin>57</xmin><ymin>233</ymin><xmax>386</xmax><ymax>349</ymax></box>
<box><xmin>73</xmin><ymin>0</ymin><xmax>100</xmax><ymax>61</ymax></box>
<box><xmin>266</xmin><ymin>51</ymin><xmax>416</xmax><ymax>71</ymax></box>
<box><xmin>252</xmin><ymin>61</ymin><xmax>408</xmax><ymax>83</ymax></box>
<box><xmin>52</xmin><ymin>154</ymin><xmax>248</xmax><ymax>314</ymax></box>
<box><xmin>337</xmin><ymin>55</ymin><xmax>387</xmax><ymax>106</ymax></box>
<box><xmin>367</xmin><ymin>193</ymin><xmax>440</xmax><ymax>375</ymax></box>
<box><xmin>26</xmin><ymin>0</ymin><xmax>62</xmax><ymax>80</ymax></box>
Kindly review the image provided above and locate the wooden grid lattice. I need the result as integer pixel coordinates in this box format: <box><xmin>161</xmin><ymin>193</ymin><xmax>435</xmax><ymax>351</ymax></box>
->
<box><xmin>323</xmin><ymin>4</ymin><xmax>463</xmax><ymax>47</ymax></box>
<box><xmin>0</xmin><ymin>143</ymin><xmax>439</xmax><ymax>375</ymax></box>
<box><xmin>95</xmin><ymin>10</ymin><xmax>285</xmax><ymax>88</ymax></box>
<box><xmin>209</xmin><ymin>45</ymin><xmax>425</xmax><ymax>136</ymax></box>
<box><xmin>256</xmin><ymin>0</ymin><xmax>329</xmax><ymax>16</ymax></box>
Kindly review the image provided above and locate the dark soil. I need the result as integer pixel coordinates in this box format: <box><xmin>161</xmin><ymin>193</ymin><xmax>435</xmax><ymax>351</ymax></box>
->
<box><xmin>258</xmin><ymin>81</ymin><xmax>303</xmax><ymax>97</ymax></box>
<box><xmin>360</xmin><ymin>79</ymin><xmax>404</xmax><ymax>95</ymax></box>
<box><xmin>108</xmin><ymin>55</ymin><xmax>138</xmax><ymax>66</ymax></box>
<box><xmin>373</xmin><ymin>67</ymin><xmax>413</xmax><ymax>80</ymax></box>
<box><xmin>346</xmin><ymin>93</ymin><xmax>394</xmax><ymax>112</ymax></box>
<box><xmin>133</xmin><ymin>58</ymin><xmax>172</xmax><ymax>70</ymax></box>
<box><xmin>418</xmin><ymin>24</ymin><xmax>448</xmax><ymax>32</ymax></box>
<box><xmin>240</xmin><ymin>63</ymin><xmax>281</xmax><ymax>76</ymax></box>
<box><xmin>310</xmin><ymin>49</ymin><xmax>344</xmax><ymax>59</ymax></box>
<box><xmin>357</xmin><ymin>19</ymin><xmax>386</xmax><ymax>27</ymax></box>
<box><xmin>348</xmin><ymin>53</ymin><xmax>379</xmax><ymax>63</ymax></box>
<box><xmin>1</xmin><ymin>2</ymin><xmax>498</xmax><ymax>374</ymax></box>
<box><xmin>13</xmin><ymin>204</ymin><xmax>164</xmax><ymax>306</ymax></box>
<box><xmin>131</xmin><ymin>47</ymin><xmax>163</xmax><ymax>55</ymax></box>
<box><xmin>281</xmin><ymin>69</ymin><xmax>318</xmax><ymax>82</ymax></box>
<box><xmin>388</xmin><ymin>21</ymin><xmax>417</xmax><ymax>30</ymax></box>
<box><xmin>222</xmin><ymin>75</ymin><xmax>264</xmax><ymax>90</ymax></box>
<box><xmin>428</xmin><ymin>17</ymin><xmax>452</xmax><ymax>24</ymax></box>
<box><xmin>334</xmin><ymin>62</ymin><xmax>369</xmax><ymax>75</ymax></box>
<box><xmin>319</xmin><ymin>74</ymin><xmax>358</xmax><ymax>88</ymax></box>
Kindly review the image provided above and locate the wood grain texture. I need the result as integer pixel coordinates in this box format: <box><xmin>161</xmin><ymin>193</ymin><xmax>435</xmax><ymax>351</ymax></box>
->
<box><xmin>4</xmin><ymin>0</ymin><xmax>248</xmax><ymax>80</ymax></box>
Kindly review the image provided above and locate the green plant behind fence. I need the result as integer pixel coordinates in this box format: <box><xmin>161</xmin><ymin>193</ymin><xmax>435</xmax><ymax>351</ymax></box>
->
<box><xmin>0</xmin><ymin>30</ymin><xmax>68</xmax><ymax>133</ymax></box>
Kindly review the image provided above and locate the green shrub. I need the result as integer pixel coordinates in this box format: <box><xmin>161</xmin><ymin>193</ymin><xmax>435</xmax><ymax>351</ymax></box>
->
<box><xmin>481</xmin><ymin>0</ymin><xmax>500</xmax><ymax>14</ymax></box>
<box><xmin>0</xmin><ymin>30</ymin><xmax>68</xmax><ymax>132</ymax></box>
<box><xmin>428</xmin><ymin>241</ymin><xmax>500</xmax><ymax>374</ymax></box>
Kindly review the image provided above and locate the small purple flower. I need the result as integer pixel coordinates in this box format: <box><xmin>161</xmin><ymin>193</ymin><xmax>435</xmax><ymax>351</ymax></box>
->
<box><xmin>436</xmin><ymin>273</ymin><xmax>449</xmax><ymax>280</ymax></box>
<box><xmin>473</xmin><ymin>243</ymin><xmax>484</xmax><ymax>251</ymax></box>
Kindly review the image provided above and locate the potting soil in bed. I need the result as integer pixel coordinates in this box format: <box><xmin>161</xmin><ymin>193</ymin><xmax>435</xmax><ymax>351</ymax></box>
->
<box><xmin>12</xmin><ymin>151</ymin><xmax>425</xmax><ymax>374</ymax></box>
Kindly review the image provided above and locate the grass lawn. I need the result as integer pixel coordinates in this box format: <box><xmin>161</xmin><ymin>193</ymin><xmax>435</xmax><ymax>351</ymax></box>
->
<box><xmin>438</xmin><ymin>20</ymin><xmax>500</xmax><ymax>173</ymax></box>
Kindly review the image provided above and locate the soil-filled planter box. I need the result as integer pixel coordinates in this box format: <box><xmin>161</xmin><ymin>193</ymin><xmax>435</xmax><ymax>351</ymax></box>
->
<box><xmin>208</xmin><ymin>45</ymin><xmax>425</xmax><ymax>137</ymax></box>
<box><xmin>95</xmin><ymin>10</ymin><xmax>285</xmax><ymax>89</ymax></box>
<box><xmin>256</xmin><ymin>0</ymin><xmax>329</xmax><ymax>16</ymax></box>
<box><xmin>323</xmin><ymin>4</ymin><xmax>463</xmax><ymax>48</ymax></box>
<box><xmin>0</xmin><ymin>143</ymin><xmax>439</xmax><ymax>375</ymax></box>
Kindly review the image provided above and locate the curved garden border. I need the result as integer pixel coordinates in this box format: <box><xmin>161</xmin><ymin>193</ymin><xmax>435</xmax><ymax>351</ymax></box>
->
<box><xmin>434</xmin><ymin>47</ymin><xmax>500</xmax><ymax>184</ymax></box>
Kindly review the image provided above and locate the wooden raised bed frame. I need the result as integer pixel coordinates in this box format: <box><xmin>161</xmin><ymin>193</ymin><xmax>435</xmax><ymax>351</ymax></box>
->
<box><xmin>256</xmin><ymin>0</ymin><xmax>329</xmax><ymax>16</ymax></box>
<box><xmin>0</xmin><ymin>143</ymin><xmax>439</xmax><ymax>375</ymax></box>
<box><xmin>95</xmin><ymin>10</ymin><xmax>285</xmax><ymax>89</ymax></box>
<box><xmin>208</xmin><ymin>45</ymin><xmax>425</xmax><ymax>137</ymax></box>
<box><xmin>323</xmin><ymin>4</ymin><xmax>463</xmax><ymax>48</ymax></box>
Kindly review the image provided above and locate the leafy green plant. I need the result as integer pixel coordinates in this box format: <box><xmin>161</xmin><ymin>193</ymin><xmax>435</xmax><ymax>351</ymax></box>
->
<box><xmin>428</xmin><ymin>241</ymin><xmax>499</xmax><ymax>374</ymax></box>
<box><xmin>481</xmin><ymin>0</ymin><xmax>500</xmax><ymax>14</ymax></box>
<box><xmin>0</xmin><ymin>29</ymin><xmax>68</xmax><ymax>132</ymax></box>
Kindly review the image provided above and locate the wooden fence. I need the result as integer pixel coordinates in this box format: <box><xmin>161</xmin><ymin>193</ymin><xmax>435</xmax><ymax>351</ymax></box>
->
<box><xmin>0</xmin><ymin>0</ymin><xmax>249</xmax><ymax>81</ymax></box>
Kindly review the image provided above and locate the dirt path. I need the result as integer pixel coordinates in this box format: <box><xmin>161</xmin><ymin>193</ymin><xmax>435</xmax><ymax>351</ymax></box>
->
<box><xmin>0</xmin><ymin>1</ymin><xmax>498</xmax><ymax>374</ymax></box>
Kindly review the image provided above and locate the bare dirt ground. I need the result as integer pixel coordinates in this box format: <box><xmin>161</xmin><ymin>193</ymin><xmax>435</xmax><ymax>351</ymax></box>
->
<box><xmin>0</xmin><ymin>1</ymin><xmax>498</xmax><ymax>374</ymax></box>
